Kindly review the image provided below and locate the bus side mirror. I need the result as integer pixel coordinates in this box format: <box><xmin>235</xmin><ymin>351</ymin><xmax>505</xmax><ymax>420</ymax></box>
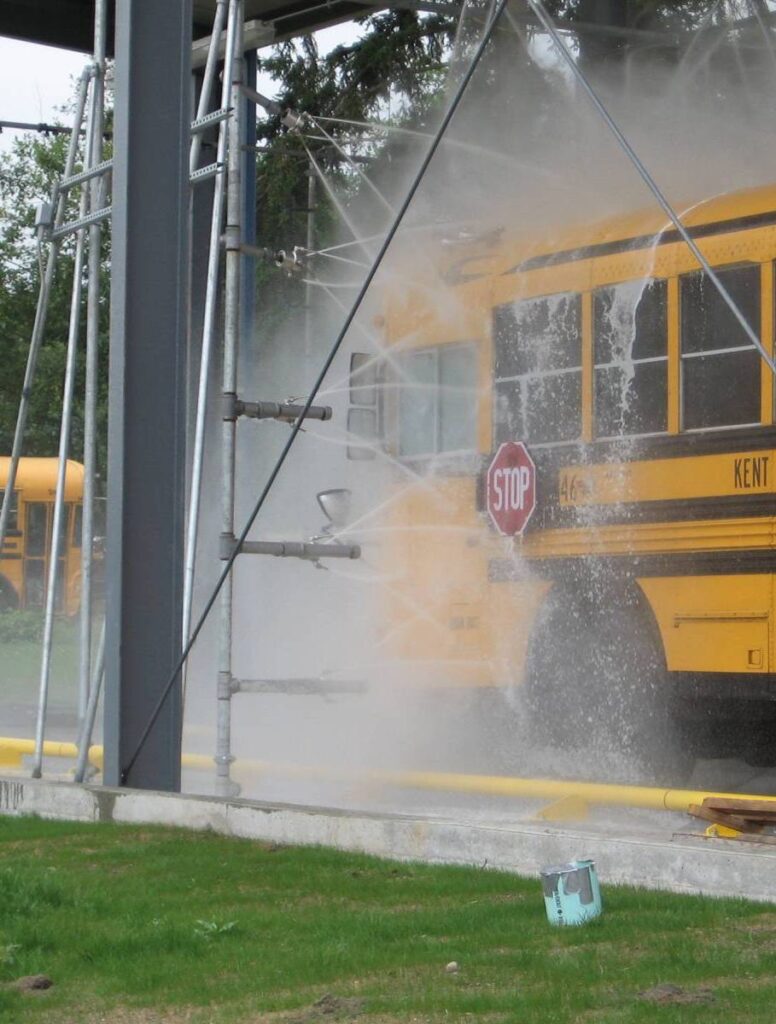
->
<box><xmin>347</xmin><ymin>408</ymin><xmax>377</xmax><ymax>461</ymax></box>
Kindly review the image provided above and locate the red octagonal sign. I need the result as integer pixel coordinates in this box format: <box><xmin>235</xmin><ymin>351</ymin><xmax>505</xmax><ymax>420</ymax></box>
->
<box><xmin>486</xmin><ymin>441</ymin><xmax>537</xmax><ymax>537</ymax></box>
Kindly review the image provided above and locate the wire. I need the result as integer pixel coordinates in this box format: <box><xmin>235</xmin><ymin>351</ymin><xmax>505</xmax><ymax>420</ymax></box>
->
<box><xmin>120</xmin><ymin>0</ymin><xmax>510</xmax><ymax>785</ymax></box>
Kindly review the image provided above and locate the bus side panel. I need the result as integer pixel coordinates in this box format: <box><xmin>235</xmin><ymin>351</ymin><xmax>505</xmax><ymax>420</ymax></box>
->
<box><xmin>484</xmin><ymin>577</ymin><xmax>551</xmax><ymax>688</ymax></box>
<box><xmin>0</xmin><ymin>559</ymin><xmax>23</xmax><ymax>605</ymax></box>
<box><xmin>638</xmin><ymin>574</ymin><xmax>774</xmax><ymax>676</ymax></box>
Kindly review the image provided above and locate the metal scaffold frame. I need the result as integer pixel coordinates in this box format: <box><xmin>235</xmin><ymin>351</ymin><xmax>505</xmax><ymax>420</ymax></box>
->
<box><xmin>6</xmin><ymin>0</ymin><xmax>776</xmax><ymax>793</ymax></box>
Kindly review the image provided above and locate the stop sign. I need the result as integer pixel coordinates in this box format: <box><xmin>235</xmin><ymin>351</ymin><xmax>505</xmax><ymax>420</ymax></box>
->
<box><xmin>486</xmin><ymin>441</ymin><xmax>536</xmax><ymax>536</ymax></box>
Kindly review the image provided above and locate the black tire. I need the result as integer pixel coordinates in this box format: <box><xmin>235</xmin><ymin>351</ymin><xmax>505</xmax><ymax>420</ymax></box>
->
<box><xmin>0</xmin><ymin>575</ymin><xmax>19</xmax><ymax>611</ymax></box>
<box><xmin>522</xmin><ymin>583</ymin><xmax>692</xmax><ymax>785</ymax></box>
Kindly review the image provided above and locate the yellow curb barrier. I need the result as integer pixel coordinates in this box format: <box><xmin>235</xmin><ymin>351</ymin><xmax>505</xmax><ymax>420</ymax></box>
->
<box><xmin>2</xmin><ymin>736</ymin><xmax>775</xmax><ymax>816</ymax></box>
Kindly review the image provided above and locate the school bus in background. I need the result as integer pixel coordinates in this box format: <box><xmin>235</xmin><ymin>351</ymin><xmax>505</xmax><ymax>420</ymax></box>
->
<box><xmin>349</xmin><ymin>182</ymin><xmax>776</xmax><ymax>772</ymax></box>
<box><xmin>0</xmin><ymin>458</ymin><xmax>84</xmax><ymax>615</ymax></box>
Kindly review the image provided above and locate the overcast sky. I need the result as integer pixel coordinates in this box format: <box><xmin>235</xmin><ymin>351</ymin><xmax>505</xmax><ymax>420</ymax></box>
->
<box><xmin>0</xmin><ymin>23</ymin><xmax>362</xmax><ymax>156</ymax></box>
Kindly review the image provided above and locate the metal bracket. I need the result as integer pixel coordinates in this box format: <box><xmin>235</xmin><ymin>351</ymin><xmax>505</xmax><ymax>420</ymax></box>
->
<box><xmin>51</xmin><ymin>205</ymin><xmax>112</xmax><ymax>241</ymax></box>
<box><xmin>191</xmin><ymin>107</ymin><xmax>232</xmax><ymax>134</ymax></box>
<box><xmin>222</xmin><ymin>392</ymin><xmax>239</xmax><ymax>422</ymax></box>
<box><xmin>223</xmin><ymin>225</ymin><xmax>241</xmax><ymax>251</ymax></box>
<box><xmin>218</xmin><ymin>671</ymin><xmax>238</xmax><ymax>699</ymax></box>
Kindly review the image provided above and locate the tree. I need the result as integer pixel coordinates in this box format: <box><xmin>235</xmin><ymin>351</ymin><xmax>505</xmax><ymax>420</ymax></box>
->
<box><xmin>254</xmin><ymin>11</ymin><xmax>456</xmax><ymax>276</ymax></box>
<box><xmin>0</xmin><ymin>128</ymin><xmax>110</xmax><ymax>468</ymax></box>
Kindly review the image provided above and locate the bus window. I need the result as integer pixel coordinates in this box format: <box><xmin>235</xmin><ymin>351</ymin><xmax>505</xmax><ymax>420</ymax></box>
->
<box><xmin>398</xmin><ymin>344</ymin><xmax>477</xmax><ymax>457</ymax></box>
<box><xmin>594</xmin><ymin>278</ymin><xmax>668</xmax><ymax>438</ymax></box>
<box><xmin>71</xmin><ymin>503</ymin><xmax>83</xmax><ymax>549</ymax></box>
<box><xmin>0</xmin><ymin>491</ymin><xmax>18</xmax><ymax>531</ymax></box>
<box><xmin>493</xmin><ymin>292</ymin><xmax>581</xmax><ymax>445</ymax></box>
<box><xmin>681</xmin><ymin>264</ymin><xmax>761</xmax><ymax>430</ymax></box>
<box><xmin>26</xmin><ymin>502</ymin><xmax>47</xmax><ymax>557</ymax></box>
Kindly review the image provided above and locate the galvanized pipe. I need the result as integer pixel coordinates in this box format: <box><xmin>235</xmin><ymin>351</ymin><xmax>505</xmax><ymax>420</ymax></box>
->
<box><xmin>235</xmin><ymin>399</ymin><xmax>332</xmax><ymax>421</ymax></box>
<box><xmin>0</xmin><ymin>68</ymin><xmax>91</xmax><ymax>557</ymax></box>
<box><xmin>182</xmin><ymin>0</ymin><xmax>241</xmax><ymax>659</ymax></box>
<box><xmin>74</xmin><ymin>618</ymin><xmax>106</xmax><ymax>783</ymax></box>
<box><xmin>304</xmin><ymin>161</ymin><xmax>316</xmax><ymax>362</ymax></box>
<box><xmin>237</xmin><ymin>540</ymin><xmax>361</xmax><ymax>559</ymax></box>
<box><xmin>216</xmin><ymin>6</ymin><xmax>244</xmax><ymax>796</ymax></box>
<box><xmin>33</xmin><ymin>96</ymin><xmax>98</xmax><ymax>779</ymax></box>
<box><xmin>79</xmin><ymin>0</ymin><xmax>108</xmax><ymax>724</ymax></box>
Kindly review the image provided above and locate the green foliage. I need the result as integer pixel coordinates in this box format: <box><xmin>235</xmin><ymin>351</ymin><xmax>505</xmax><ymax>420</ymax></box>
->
<box><xmin>253</xmin><ymin>10</ymin><xmax>456</xmax><ymax>325</ymax></box>
<box><xmin>0</xmin><ymin>0</ymin><xmax>730</xmax><ymax>445</ymax></box>
<box><xmin>0</xmin><ymin>123</ymin><xmax>111</xmax><ymax>470</ymax></box>
<box><xmin>0</xmin><ymin>610</ymin><xmax>44</xmax><ymax>643</ymax></box>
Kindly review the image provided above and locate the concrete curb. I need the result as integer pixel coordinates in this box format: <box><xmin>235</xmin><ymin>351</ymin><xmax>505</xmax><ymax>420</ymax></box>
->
<box><xmin>2</xmin><ymin>775</ymin><xmax>775</xmax><ymax>902</ymax></box>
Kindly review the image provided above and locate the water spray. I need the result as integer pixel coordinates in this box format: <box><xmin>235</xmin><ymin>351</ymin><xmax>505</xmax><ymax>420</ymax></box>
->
<box><xmin>120</xmin><ymin>0</ymin><xmax>512</xmax><ymax>786</ymax></box>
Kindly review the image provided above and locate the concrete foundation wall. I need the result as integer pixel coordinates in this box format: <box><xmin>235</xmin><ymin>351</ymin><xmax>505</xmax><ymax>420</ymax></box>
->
<box><xmin>2</xmin><ymin>776</ymin><xmax>775</xmax><ymax>904</ymax></box>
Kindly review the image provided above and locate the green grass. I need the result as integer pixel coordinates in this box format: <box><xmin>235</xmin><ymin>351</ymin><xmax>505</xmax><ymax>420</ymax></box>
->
<box><xmin>0</xmin><ymin>615</ymin><xmax>79</xmax><ymax>707</ymax></box>
<box><xmin>1</xmin><ymin>817</ymin><xmax>775</xmax><ymax>1023</ymax></box>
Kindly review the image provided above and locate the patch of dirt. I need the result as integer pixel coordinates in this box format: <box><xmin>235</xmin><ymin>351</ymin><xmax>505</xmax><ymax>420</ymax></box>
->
<box><xmin>12</xmin><ymin>974</ymin><xmax>54</xmax><ymax>992</ymax></box>
<box><xmin>739</xmin><ymin>915</ymin><xmax>776</xmax><ymax>933</ymax></box>
<box><xmin>637</xmin><ymin>983</ymin><xmax>716</xmax><ymax>1005</ymax></box>
<box><xmin>289</xmin><ymin>994</ymin><xmax>366</xmax><ymax>1022</ymax></box>
<box><xmin>55</xmin><ymin>1009</ymin><xmax>204</xmax><ymax>1024</ymax></box>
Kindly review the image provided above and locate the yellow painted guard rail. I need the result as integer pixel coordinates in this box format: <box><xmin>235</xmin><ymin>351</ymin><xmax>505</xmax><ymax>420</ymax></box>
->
<box><xmin>2</xmin><ymin>736</ymin><xmax>774</xmax><ymax>814</ymax></box>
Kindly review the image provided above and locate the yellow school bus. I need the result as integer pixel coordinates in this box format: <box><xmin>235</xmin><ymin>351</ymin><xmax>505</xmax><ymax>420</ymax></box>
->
<box><xmin>354</xmin><ymin>182</ymin><xmax>776</xmax><ymax>772</ymax></box>
<box><xmin>0</xmin><ymin>458</ymin><xmax>84</xmax><ymax>615</ymax></box>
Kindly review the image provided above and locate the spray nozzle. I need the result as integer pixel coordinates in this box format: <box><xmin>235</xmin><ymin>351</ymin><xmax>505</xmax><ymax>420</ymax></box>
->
<box><xmin>273</xmin><ymin>246</ymin><xmax>308</xmax><ymax>274</ymax></box>
<box><xmin>281</xmin><ymin>108</ymin><xmax>306</xmax><ymax>131</ymax></box>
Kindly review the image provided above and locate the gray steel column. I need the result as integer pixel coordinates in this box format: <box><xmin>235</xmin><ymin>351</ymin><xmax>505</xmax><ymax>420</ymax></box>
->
<box><xmin>104</xmin><ymin>0</ymin><xmax>192</xmax><ymax>790</ymax></box>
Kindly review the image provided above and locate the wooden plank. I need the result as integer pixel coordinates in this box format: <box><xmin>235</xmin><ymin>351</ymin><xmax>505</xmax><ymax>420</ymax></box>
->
<box><xmin>702</xmin><ymin>797</ymin><xmax>776</xmax><ymax>819</ymax></box>
<box><xmin>688</xmin><ymin>804</ymin><xmax>765</xmax><ymax>834</ymax></box>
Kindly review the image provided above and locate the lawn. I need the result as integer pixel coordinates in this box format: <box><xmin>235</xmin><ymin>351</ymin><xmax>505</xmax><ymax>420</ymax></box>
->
<box><xmin>0</xmin><ymin>613</ymin><xmax>79</xmax><ymax>708</ymax></box>
<box><xmin>0</xmin><ymin>817</ymin><xmax>775</xmax><ymax>1023</ymax></box>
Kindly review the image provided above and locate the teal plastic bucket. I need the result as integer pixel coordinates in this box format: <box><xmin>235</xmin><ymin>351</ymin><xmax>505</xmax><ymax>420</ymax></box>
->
<box><xmin>540</xmin><ymin>859</ymin><xmax>602</xmax><ymax>927</ymax></box>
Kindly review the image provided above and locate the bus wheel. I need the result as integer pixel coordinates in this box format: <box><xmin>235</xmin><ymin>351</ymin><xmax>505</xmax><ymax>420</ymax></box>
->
<box><xmin>523</xmin><ymin>585</ymin><xmax>691</xmax><ymax>785</ymax></box>
<box><xmin>0</xmin><ymin>575</ymin><xmax>19</xmax><ymax>611</ymax></box>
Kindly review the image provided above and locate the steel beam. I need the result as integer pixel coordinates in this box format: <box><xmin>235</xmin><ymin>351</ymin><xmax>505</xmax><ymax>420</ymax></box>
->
<box><xmin>104</xmin><ymin>0</ymin><xmax>192</xmax><ymax>791</ymax></box>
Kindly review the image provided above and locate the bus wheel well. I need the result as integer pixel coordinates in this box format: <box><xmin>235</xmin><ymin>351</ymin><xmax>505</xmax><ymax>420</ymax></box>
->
<box><xmin>522</xmin><ymin>576</ymin><xmax>688</xmax><ymax>782</ymax></box>
<box><xmin>0</xmin><ymin>574</ymin><xmax>20</xmax><ymax>611</ymax></box>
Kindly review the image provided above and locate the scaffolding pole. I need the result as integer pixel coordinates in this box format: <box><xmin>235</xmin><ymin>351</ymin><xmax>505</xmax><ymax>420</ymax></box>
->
<box><xmin>78</xmin><ymin>0</ymin><xmax>109</xmax><ymax>725</ymax></box>
<box><xmin>32</xmin><ymin>70</ymin><xmax>101</xmax><ymax>778</ymax></box>
<box><xmin>182</xmin><ymin>0</ymin><xmax>241</xmax><ymax>664</ymax></box>
<box><xmin>0</xmin><ymin>69</ymin><xmax>92</xmax><ymax>558</ymax></box>
<box><xmin>304</xmin><ymin>160</ymin><xmax>316</xmax><ymax>362</ymax></box>
<box><xmin>216</xmin><ymin>5</ymin><xmax>244</xmax><ymax>796</ymax></box>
